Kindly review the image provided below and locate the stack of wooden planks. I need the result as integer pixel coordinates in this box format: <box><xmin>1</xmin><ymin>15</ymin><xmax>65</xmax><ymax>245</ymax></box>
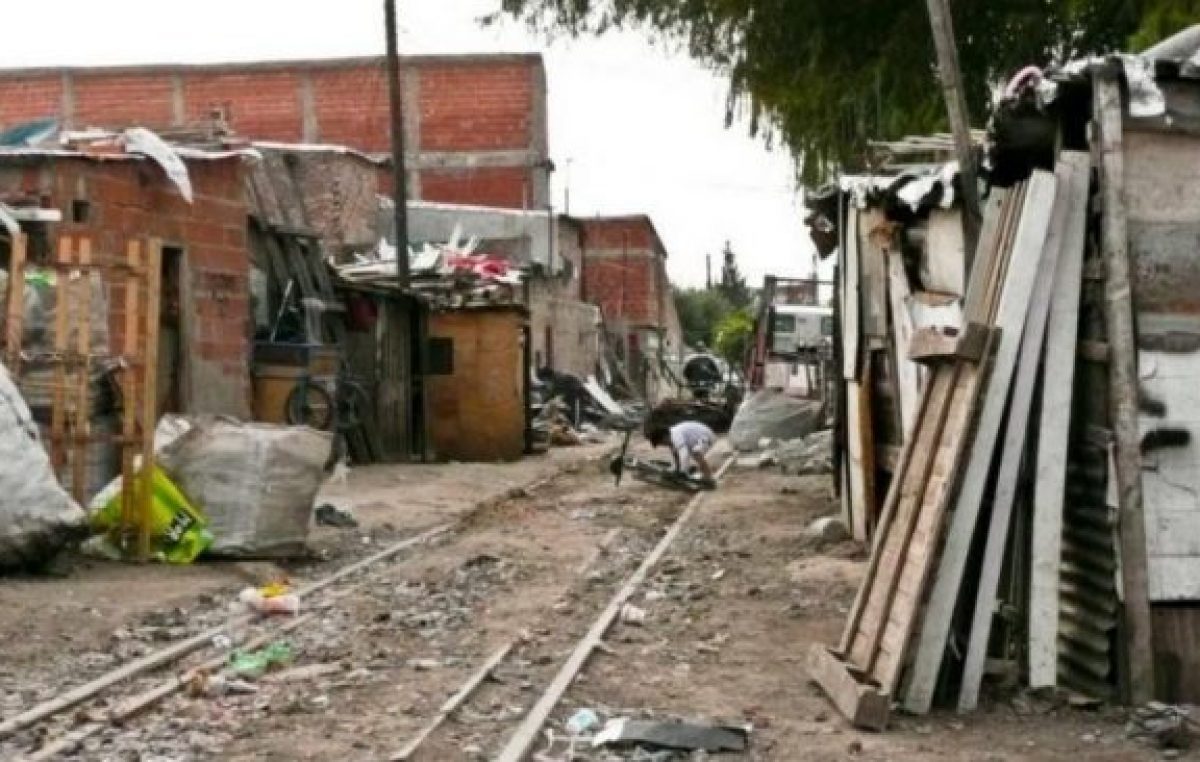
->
<box><xmin>810</xmin><ymin>154</ymin><xmax>1095</xmax><ymax>727</ymax></box>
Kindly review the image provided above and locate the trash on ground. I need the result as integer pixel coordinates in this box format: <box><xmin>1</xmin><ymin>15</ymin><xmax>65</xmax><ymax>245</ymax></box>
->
<box><xmin>229</xmin><ymin>641</ymin><xmax>294</xmax><ymax>678</ymax></box>
<box><xmin>185</xmin><ymin>670</ymin><xmax>260</xmax><ymax>698</ymax></box>
<box><xmin>1127</xmin><ymin>703</ymin><xmax>1197</xmax><ymax>750</ymax></box>
<box><xmin>314</xmin><ymin>502</ymin><xmax>359</xmax><ymax>528</ymax></box>
<box><xmin>0</xmin><ymin>361</ymin><xmax>88</xmax><ymax>572</ymax></box>
<box><xmin>238</xmin><ymin>585</ymin><xmax>300</xmax><ymax>616</ymax></box>
<box><xmin>592</xmin><ymin>718</ymin><xmax>750</xmax><ymax>752</ymax></box>
<box><xmin>620</xmin><ymin>603</ymin><xmax>647</xmax><ymax>626</ymax></box>
<box><xmin>566</xmin><ymin>707</ymin><xmax>601</xmax><ymax>735</ymax></box>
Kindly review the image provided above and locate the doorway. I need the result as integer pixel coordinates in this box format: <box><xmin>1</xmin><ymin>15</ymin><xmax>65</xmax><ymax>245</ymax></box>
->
<box><xmin>158</xmin><ymin>246</ymin><xmax>184</xmax><ymax>415</ymax></box>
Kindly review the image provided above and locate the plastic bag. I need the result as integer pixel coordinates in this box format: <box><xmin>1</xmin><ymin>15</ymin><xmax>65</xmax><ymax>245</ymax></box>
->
<box><xmin>229</xmin><ymin>641</ymin><xmax>294</xmax><ymax>678</ymax></box>
<box><xmin>88</xmin><ymin>465</ymin><xmax>213</xmax><ymax>564</ymax></box>
<box><xmin>0</xmin><ymin>362</ymin><xmax>86</xmax><ymax>571</ymax></box>
<box><xmin>158</xmin><ymin>418</ymin><xmax>331</xmax><ymax>558</ymax></box>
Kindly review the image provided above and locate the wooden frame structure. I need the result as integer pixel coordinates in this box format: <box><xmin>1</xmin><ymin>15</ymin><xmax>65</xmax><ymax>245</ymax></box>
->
<box><xmin>4</xmin><ymin>234</ymin><xmax>163</xmax><ymax>560</ymax></box>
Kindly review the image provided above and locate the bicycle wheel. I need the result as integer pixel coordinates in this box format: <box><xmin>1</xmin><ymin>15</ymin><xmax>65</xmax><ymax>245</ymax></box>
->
<box><xmin>285</xmin><ymin>381</ymin><xmax>335</xmax><ymax>430</ymax></box>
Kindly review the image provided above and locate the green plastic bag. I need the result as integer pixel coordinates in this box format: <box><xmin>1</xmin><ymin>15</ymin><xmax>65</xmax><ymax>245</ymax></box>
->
<box><xmin>89</xmin><ymin>465</ymin><xmax>213</xmax><ymax>563</ymax></box>
<box><xmin>229</xmin><ymin>641</ymin><xmax>294</xmax><ymax>678</ymax></box>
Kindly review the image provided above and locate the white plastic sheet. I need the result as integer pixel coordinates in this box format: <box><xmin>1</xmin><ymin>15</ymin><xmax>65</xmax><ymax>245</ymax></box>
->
<box><xmin>0</xmin><ymin>362</ymin><xmax>85</xmax><ymax>570</ymax></box>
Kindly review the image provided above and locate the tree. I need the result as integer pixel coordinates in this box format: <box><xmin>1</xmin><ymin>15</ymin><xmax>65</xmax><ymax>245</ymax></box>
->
<box><xmin>714</xmin><ymin>308</ymin><xmax>755</xmax><ymax>367</ymax></box>
<box><xmin>500</xmin><ymin>0</ymin><xmax>1182</xmax><ymax>183</ymax></box>
<box><xmin>716</xmin><ymin>240</ymin><xmax>751</xmax><ymax>309</ymax></box>
<box><xmin>674</xmin><ymin>286</ymin><xmax>733</xmax><ymax>349</ymax></box>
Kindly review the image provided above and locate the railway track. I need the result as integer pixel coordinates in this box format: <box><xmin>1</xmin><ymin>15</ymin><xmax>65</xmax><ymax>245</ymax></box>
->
<box><xmin>2</xmin><ymin>448</ymin><xmax>731</xmax><ymax>761</ymax></box>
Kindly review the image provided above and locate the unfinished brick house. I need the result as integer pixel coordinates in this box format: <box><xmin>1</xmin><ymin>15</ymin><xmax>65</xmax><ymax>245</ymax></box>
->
<box><xmin>578</xmin><ymin>215</ymin><xmax>684</xmax><ymax>398</ymax></box>
<box><xmin>0</xmin><ymin>53</ymin><xmax>550</xmax><ymax>210</ymax></box>
<box><xmin>0</xmin><ymin>148</ymin><xmax>254</xmax><ymax>418</ymax></box>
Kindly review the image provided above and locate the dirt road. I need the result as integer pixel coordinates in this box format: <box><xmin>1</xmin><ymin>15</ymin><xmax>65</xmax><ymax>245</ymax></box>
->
<box><xmin>0</xmin><ymin>446</ymin><xmax>1170</xmax><ymax>761</ymax></box>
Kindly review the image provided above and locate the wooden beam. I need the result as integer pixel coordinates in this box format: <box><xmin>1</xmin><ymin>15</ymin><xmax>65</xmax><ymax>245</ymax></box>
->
<box><xmin>957</xmin><ymin>160</ymin><xmax>1075</xmax><ymax>712</ymax></box>
<box><xmin>1092</xmin><ymin>69</ymin><xmax>1156</xmax><ymax>704</ymax></box>
<box><xmin>4</xmin><ymin>233</ymin><xmax>26</xmax><ymax>374</ymax></box>
<box><xmin>843</xmin><ymin>208</ymin><xmax>862</xmax><ymax>381</ymax></box>
<box><xmin>71</xmin><ymin>239</ymin><xmax>93</xmax><ymax>505</ymax></box>
<box><xmin>1029</xmin><ymin>152</ymin><xmax>1090</xmax><ymax>690</ymax></box>
<box><xmin>806</xmin><ymin>645</ymin><xmax>889</xmax><ymax>731</ymax></box>
<box><xmin>922</xmin><ymin>0</ymin><xmax>981</xmax><ymax>256</ymax></box>
<box><xmin>50</xmin><ymin>237</ymin><xmax>73</xmax><ymax>476</ymax></box>
<box><xmin>137</xmin><ymin>240</ymin><xmax>163</xmax><ymax>561</ymax></box>
<box><xmin>844</xmin><ymin>353</ymin><xmax>874</xmax><ymax>542</ymax></box>
<box><xmin>903</xmin><ymin>173</ymin><xmax>1058</xmax><ymax>714</ymax></box>
<box><xmin>120</xmin><ymin>241</ymin><xmax>142</xmax><ymax>543</ymax></box>
<box><xmin>887</xmin><ymin>249</ymin><xmax>922</xmax><ymax>436</ymax></box>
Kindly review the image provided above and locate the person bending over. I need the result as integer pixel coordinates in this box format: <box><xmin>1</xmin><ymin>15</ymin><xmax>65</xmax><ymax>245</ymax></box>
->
<box><xmin>648</xmin><ymin>420</ymin><xmax>716</xmax><ymax>488</ymax></box>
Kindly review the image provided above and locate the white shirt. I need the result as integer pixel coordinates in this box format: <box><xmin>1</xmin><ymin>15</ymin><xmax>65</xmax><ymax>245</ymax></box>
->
<box><xmin>670</xmin><ymin>421</ymin><xmax>714</xmax><ymax>470</ymax></box>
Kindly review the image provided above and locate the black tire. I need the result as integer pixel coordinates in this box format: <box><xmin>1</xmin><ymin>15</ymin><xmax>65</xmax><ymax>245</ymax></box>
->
<box><xmin>285</xmin><ymin>382</ymin><xmax>335</xmax><ymax>430</ymax></box>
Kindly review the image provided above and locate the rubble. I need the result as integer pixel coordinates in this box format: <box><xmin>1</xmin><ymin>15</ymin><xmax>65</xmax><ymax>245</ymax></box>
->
<box><xmin>727</xmin><ymin>391</ymin><xmax>824</xmax><ymax>452</ymax></box>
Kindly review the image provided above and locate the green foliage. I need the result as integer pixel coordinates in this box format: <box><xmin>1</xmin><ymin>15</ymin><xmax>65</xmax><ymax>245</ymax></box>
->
<box><xmin>502</xmin><ymin>0</ymin><xmax>1151</xmax><ymax>183</ymax></box>
<box><xmin>674</xmin><ymin>286</ymin><xmax>733</xmax><ymax>349</ymax></box>
<box><xmin>1129</xmin><ymin>0</ymin><xmax>1200</xmax><ymax>51</ymax></box>
<box><xmin>716</xmin><ymin>240</ymin><xmax>751</xmax><ymax>309</ymax></box>
<box><xmin>714</xmin><ymin>308</ymin><xmax>755</xmax><ymax>367</ymax></box>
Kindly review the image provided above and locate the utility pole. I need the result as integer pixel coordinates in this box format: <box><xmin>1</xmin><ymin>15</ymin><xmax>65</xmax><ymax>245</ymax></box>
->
<box><xmin>705</xmin><ymin>252</ymin><xmax>712</xmax><ymax>290</ymax></box>
<box><xmin>923</xmin><ymin>0</ymin><xmax>981</xmax><ymax>259</ymax></box>
<box><xmin>385</xmin><ymin>0</ymin><xmax>410</xmax><ymax>289</ymax></box>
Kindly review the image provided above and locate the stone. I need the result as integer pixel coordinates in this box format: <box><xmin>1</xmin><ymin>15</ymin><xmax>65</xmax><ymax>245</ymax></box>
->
<box><xmin>805</xmin><ymin>516</ymin><xmax>850</xmax><ymax>543</ymax></box>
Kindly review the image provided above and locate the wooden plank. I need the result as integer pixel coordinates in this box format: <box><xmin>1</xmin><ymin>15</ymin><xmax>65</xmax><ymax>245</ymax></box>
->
<box><xmin>838</xmin><ymin>377</ymin><xmax>936</xmax><ymax>656</ymax></box>
<box><xmin>903</xmin><ymin>174</ymin><xmax>1057</xmax><ymax>714</ymax></box>
<box><xmin>50</xmin><ymin>237</ymin><xmax>73</xmax><ymax>476</ymax></box>
<box><xmin>71</xmin><ymin>239</ymin><xmax>93</xmax><ymax>505</ymax></box>
<box><xmin>806</xmin><ymin>645</ymin><xmax>889</xmax><ymax>731</ymax></box>
<box><xmin>1093</xmin><ymin>68</ymin><xmax>1156</xmax><ymax>705</ymax></box>
<box><xmin>4</xmin><ymin>233</ymin><xmax>27</xmax><ymax>373</ymax></box>
<box><xmin>874</xmin><ymin>363</ymin><xmax>981</xmax><ymax>692</ymax></box>
<box><xmin>847</xmin><ymin>367</ymin><xmax>959</xmax><ymax>669</ymax></box>
<box><xmin>887</xmin><ymin>250</ymin><xmax>922</xmax><ymax>436</ymax></box>
<box><xmin>957</xmin><ymin>162</ymin><xmax>1073</xmax><ymax>712</ymax></box>
<box><xmin>389</xmin><ymin>640</ymin><xmax>516</xmax><ymax>760</ymax></box>
<box><xmin>860</xmin><ymin>211</ymin><xmax>890</xmax><ymax>339</ymax></box>
<box><xmin>844</xmin><ymin>352</ymin><xmax>874</xmax><ymax>542</ymax></box>
<box><xmin>1029</xmin><ymin>152</ymin><xmax>1090</xmax><ymax>689</ymax></box>
<box><xmin>120</xmin><ymin>241</ymin><xmax>142</xmax><ymax>539</ymax></box>
<box><xmin>842</xmin><ymin>207</ymin><xmax>861</xmax><ymax>381</ymax></box>
<box><xmin>138</xmin><ymin>240</ymin><xmax>163</xmax><ymax>562</ymax></box>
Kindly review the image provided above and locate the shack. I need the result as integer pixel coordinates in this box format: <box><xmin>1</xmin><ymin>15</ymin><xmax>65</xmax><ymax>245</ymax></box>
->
<box><xmin>808</xmin><ymin>24</ymin><xmax>1200</xmax><ymax>724</ymax></box>
<box><xmin>426</xmin><ymin>305</ymin><xmax>529</xmax><ymax>462</ymax></box>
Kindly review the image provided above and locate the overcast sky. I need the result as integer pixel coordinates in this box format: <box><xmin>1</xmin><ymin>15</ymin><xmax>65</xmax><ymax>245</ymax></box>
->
<box><xmin>0</xmin><ymin>0</ymin><xmax>816</xmax><ymax>288</ymax></box>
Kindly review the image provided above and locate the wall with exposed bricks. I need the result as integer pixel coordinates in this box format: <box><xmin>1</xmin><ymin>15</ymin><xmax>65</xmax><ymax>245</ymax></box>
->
<box><xmin>0</xmin><ymin>156</ymin><xmax>252</xmax><ymax>417</ymax></box>
<box><xmin>579</xmin><ymin>217</ymin><xmax>668</xmax><ymax>329</ymax></box>
<box><xmin>0</xmin><ymin>54</ymin><xmax>549</xmax><ymax>210</ymax></box>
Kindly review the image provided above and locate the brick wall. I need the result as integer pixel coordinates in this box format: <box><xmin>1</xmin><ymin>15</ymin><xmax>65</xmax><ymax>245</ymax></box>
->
<box><xmin>0</xmin><ymin>55</ymin><xmax>549</xmax><ymax>210</ymax></box>
<box><xmin>0</xmin><ymin>156</ymin><xmax>252</xmax><ymax>417</ymax></box>
<box><xmin>579</xmin><ymin>216</ymin><xmax>668</xmax><ymax>329</ymax></box>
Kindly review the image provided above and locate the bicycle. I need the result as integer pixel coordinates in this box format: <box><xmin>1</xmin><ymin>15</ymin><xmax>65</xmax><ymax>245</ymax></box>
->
<box><xmin>284</xmin><ymin>362</ymin><xmax>373</xmax><ymax>466</ymax></box>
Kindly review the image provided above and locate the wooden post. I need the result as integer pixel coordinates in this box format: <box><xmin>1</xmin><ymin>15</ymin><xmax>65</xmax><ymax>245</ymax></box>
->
<box><xmin>120</xmin><ymin>241</ymin><xmax>142</xmax><ymax>547</ymax></box>
<box><xmin>1092</xmin><ymin>68</ymin><xmax>1156</xmax><ymax>704</ymax></box>
<box><xmin>923</xmin><ymin>0</ymin><xmax>981</xmax><ymax>257</ymax></box>
<box><xmin>137</xmin><ymin>240</ymin><xmax>163</xmax><ymax>561</ymax></box>
<box><xmin>50</xmin><ymin>238</ymin><xmax>73</xmax><ymax>475</ymax></box>
<box><xmin>5</xmin><ymin>233</ymin><xmax>27</xmax><ymax>373</ymax></box>
<box><xmin>71</xmin><ymin>239</ymin><xmax>93</xmax><ymax>505</ymax></box>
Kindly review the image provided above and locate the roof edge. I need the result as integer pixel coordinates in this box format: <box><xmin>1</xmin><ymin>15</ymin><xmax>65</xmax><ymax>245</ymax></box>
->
<box><xmin>0</xmin><ymin>52</ymin><xmax>545</xmax><ymax>80</ymax></box>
